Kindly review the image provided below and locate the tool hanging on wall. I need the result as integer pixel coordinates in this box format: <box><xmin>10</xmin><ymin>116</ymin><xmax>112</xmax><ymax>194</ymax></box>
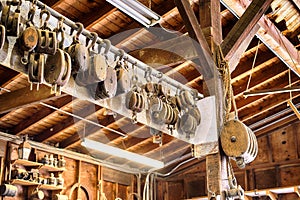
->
<box><xmin>19</xmin><ymin>0</ymin><xmax>39</xmax><ymax>65</ymax></box>
<box><xmin>66</xmin><ymin>22</ymin><xmax>90</xmax><ymax>74</ymax></box>
<box><xmin>125</xmin><ymin>66</ymin><xmax>145</xmax><ymax>123</ymax></box>
<box><xmin>1</xmin><ymin>0</ymin><xmax>21</xmax><ymax>37</ymax></box>
<box><xmin>115</xmin><ymin>50</ymin><xmax>131</xmax><ymax>95</ymax></box>
<box><xmin>44</xmin><ymin>16</ymin><xmax>71</xmax><ymax>95</ymax></box>
<box><xmin>216</xmin><ymin>45</ymin><xmax>258</xmax><ymax>169</ymax></box>
<box><xmin>35</xmin><ymin>9</ymin><xmax>57</xmax><ymax>55</ymax></box>
<box><xmin>75</xmin><ymin>37</ymin><xmax>109</xmax><ymax>86</ymax></box>
<box><xmin>175</xmin><ymin>89</ymin><xmax>200</xmax><ymax>139</ymax></box>
<box><xmin>0</xmin><ymin>1</ymin><xmax>5</xmax><ymax>50</ymax></box>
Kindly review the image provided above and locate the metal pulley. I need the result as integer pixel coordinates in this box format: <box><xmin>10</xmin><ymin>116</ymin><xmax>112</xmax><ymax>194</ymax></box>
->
<box><xmin>66</xmin><ymin>22</ymin><xmax>89</xmax><ymax>74</ymax></box>
<box><xmin>220</xmin><ymin>119</ymin><xmax>258</xmax><ymax>168</ymax></box>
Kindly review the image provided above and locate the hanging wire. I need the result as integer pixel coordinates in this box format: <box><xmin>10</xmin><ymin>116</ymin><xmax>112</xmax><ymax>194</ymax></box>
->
<box><xmin>246</xmin><ymin>39</ymin><xmax>261</xmax><ymax>93</ymax></box>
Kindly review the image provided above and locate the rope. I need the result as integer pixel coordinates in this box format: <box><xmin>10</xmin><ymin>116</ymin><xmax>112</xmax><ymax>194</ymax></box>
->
<box><xmin>288</xmin><ymin>68</ymin><xmax>293</xmax><ymax>101</ymax></box>
<box><xmin>217</xmin><ymin>46</ymin><xmax>238</xmax><ymax>121</ymax></box>
<box><xmin>246</xmin><ymin>40</ymin><xmax>261</xmax><ymax>92</ymax></box>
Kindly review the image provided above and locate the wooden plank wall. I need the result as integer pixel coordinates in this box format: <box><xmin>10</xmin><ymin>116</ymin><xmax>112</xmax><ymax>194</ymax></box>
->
<box><xmin>0</xmin><ymin>141</ymin><xmax>134</xmax><ymax>200</ymax></box>
<box><xmin>158</xmin><ymin>121</ymin><xmax>300</xmax><ymax>199</ymax></box>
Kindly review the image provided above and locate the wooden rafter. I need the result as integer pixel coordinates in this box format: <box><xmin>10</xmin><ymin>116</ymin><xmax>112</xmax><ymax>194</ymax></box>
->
<box><xmin>174</xmin><ymin>0</ymin><xmax>214</xmax><ymax>79</ymax></box>
<box><xmin>222</xmin><ymin>0</ymin><xmax>300</xmax><ymax>77</ymax></box>
<box><xmin>0</xmin><ymin>85</ymin><xmax>66</xmax><ymax>115</ymax></box>
<box><xmin>220</xmin><ymin>0</ymin><xmax>273</xmax><ymax>71</ymax></box>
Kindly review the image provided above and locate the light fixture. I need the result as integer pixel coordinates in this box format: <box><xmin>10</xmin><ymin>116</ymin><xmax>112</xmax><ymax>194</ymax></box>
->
<box><xmin>18</xmin><ymin>135</ymin><xmax>31</xmax><ymax>160</ymax></box>
<box><xmin>81</xmin><ymin>139</ymin><xmax>164</xmax><ymax>169</ymax></box>
<box><xmin>106</xmin><ymin>0</ymin><xmax>161</xmax><ymax>28</ymax></box>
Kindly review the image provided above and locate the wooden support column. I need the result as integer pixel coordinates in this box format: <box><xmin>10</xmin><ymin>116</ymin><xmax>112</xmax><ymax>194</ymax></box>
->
<box><xmin>198</xmin><ymin>0</ymin><xmax>229</xmax><ymax>199</ymax></box>
<box><xmin>175</xmin><ymin>0</ymin><xmax>226</xmax><ymax>199</ymax></box>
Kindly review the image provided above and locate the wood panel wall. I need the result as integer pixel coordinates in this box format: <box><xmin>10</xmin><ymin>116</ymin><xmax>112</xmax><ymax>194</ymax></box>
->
<box><xmin>158</xmin><ymin>121</ymin><xmax>300</xmax><ymax>199</ymax></box>
<box><xmin>0</xmin><ymin>141</ymin><xmax>134</xmax><ymax>200</ymax></box>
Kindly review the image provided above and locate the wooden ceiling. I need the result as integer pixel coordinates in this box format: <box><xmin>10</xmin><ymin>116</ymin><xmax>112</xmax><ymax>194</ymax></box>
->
<box><xmin>1</xmin><ymin>0</ymin><xmax>300</xmax><ymax>172</ymax></box>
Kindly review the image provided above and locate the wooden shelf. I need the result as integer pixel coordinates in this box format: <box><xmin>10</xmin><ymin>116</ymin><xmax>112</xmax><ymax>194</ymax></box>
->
<box><xmin>12</xmin><ymin>159</ymin><xmax>42</xmax><ymax>167</ymax></box>
<box><xmin>40</xmin><ymin>164</ymin><xmax>65</xmax><ymax>172</ymax></box>
<box><xmin>39</xmin><ymin>184</ymin><xmax>64</xmax><ymax>190</ymax></box>
<box><xmin>11</xmin><ymin>179</ymin><xmax>39</xmax><ymax>186</ymax></box>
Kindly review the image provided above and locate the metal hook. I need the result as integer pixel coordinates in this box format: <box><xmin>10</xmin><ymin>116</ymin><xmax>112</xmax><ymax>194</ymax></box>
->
<box><xmin>40</xmin><ymin>9</ymin><xmax>50</xmax><ymax>22</ymax></box>
<box><xmin>118</xmin><ymin>49</ymin><xmax>125</xmax><ymax>61</ymax></box>
<box><xmin>144</xmin><ymin>67</ymin><xmax>152</xmax><ymax>82</ymax></box>
<box><xmin>87</xmin><ymin>32</ymin><xmax>98</xmax><ymax>50</ymax></box>
<box><xmin>71</xmin><ymin>22</ymin><xmax>84</xmax><ymax>41</ymax></box>
<box><xmin>40</xmin><ymin>9</ymin><xmax>51</xmax><ymax>29</ymax></box>
<box><xmin>102</xmin><ymin>39</ymin><xmax>111</xmax><ymax>55</ymax></box>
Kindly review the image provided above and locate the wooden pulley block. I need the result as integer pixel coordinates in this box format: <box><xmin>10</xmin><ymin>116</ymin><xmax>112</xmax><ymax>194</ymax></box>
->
<box><xmin>116</xmin><ymin>67</ymin><xmax>131</xmax><ymax>95</ymax></box>
<box><xmin>126</xmin><ymin>90</ymin><xmax>137</xmax><ymax>110</ymax></box>
<box><xmin>125</xmin><ymin>90</ymin><xmax>145</xmax><ymax>112</ymax></box>
<box><xmin>180</xmin><ymin>90</ymin><xmax>194</xmax><ymax>107</ymax></box>
<box><xmin>36</xmin><ymin>29</ymin><xmax>57</xmax><ymax>55</ymax></box>
<box><xmin>220</xmin><ymin>120</ymin><xmax>250</xmax><ymax>158</ymax></box>
<box><xmin>151</xmin><ymin>102</ymin><xmax>168</xmax><ymax>124</ymax></box>
<box><xmin>66</xmin><ymin>43</ymin><xmax>90</xmax><ymax>74</ymax></box>
<box><xmin>95</xmin><ymin>66</ymin><xmax>117</xmax><ymax>99</ymax></box>
<box><xmin>3</xmin><ymin>4</ymin><xmax>20</xmax><ymax>37</ymax></box>
<box><xmin>144</xmin><ymin>82</ymin><xmax>156</xmax><ymax>94</ymax></box>
<box><xmin>188</xmin><ymin>106</ymin><xmax>201</xmax><ymax>125</ymax></box>
<box><xmin>19</xmin><ymin>26</ymin><xmax>38</xmax><ymax>51</ymax></box>
<box><xmin>170</xmin><ymin>108</ymin><xmax>179</xmax><ymax>126</ymax></box>
<box><xmin>28</xmin><ymin>53</ymin><xmax>44</xmax><ymax>84</ymax></box>
<box><xmin>55</xmin><ymin>51</ymin><xmax>72</xmax><ymax>87</ymax></box>
<box><xmin>44</xmin><ymin>49</ymin><xmax>68</xmax><ymax>86</ymax></box>
<box><xmin>0</xmin><ymin>25</ymin><xmax>5</xmax><ymax>50</ymax></box>
<box><xmin>164</xmin><ymin>104</ymin><xmax>173</xmax><ymax>125</ymax></box>
<box><xmin>89</xmin><ymin>54</ymin><xmax>107</xmax><ymax>83</ymax></box>
<box><xmin>0</xmin><ymin>5</ymin><xmax>9</xmax><ymax>26</ymax></box>
<box><xmin>148</xmin><ymin>96</ymin><xmax>163</xmax><ymax>113</ymax></box>
<box><xmin>176</xmin><ymin>113</ymin><xmax>197</xmax><ymax>139</ymax></box>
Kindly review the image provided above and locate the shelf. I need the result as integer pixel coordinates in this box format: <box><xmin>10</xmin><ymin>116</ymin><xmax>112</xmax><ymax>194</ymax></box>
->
<box><xmin>11</xmin><ymin>179</ymin><xmax>39</xmax><ymax>186</ymax></box>
<box><xmin>12</xmin><ymin>159</ymin><xmax>42</xmax><ymax>167</ymax></box>
<box><xmin>40</xmin><ymin>164</ymin><xmax>65</xmax><ymax>172</ymax></box>
<box><xmin>39</xmin><ymin>184</ymin><xmax>64</xmax><ymax>190</ymax></box>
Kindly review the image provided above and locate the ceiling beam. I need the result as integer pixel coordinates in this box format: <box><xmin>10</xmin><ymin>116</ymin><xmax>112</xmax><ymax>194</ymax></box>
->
<box><xmin>11</xmin><ymin>95</ymin><xmax>73</xmax><ymax>135</ymax></box>
<box><xmin>220</xmin><ymin>0</ymin><xmax>273</xmax><ymax>72</ymax></box>
<box><xmin>0</xmin><ymin>85</ymin><xmax>66</xmax><ymax>115</ymax></box>
<box><xmin>222</xmin><ymin>0</ymin><xmax>300</xmax><ymax>77</ymax></box>
<box><xmin>174</xmin><ymin>0</ymin><xmax>214</xmax><ymax>79</ymax></box>
<box><xmin>34</xmin><ymin>103</ymin><xmax>102</xmax><ymax>142</ymax></box>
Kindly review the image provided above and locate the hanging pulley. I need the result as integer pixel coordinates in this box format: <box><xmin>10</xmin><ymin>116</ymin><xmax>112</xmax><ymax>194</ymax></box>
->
<box><xmin>220</xmin><ymin>119</ymin><xmax>258</xmax><ymax>168</ymax></box>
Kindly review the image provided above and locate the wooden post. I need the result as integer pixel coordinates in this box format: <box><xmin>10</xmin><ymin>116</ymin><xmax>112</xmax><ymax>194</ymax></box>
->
<box><xmin>198</xmin><ymin>0</ymin><xmax>229</xmax><ymax>199</ymax></box>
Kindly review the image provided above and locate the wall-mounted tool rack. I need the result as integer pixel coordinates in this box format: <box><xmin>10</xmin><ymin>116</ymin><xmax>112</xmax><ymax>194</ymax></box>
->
<box><xmin>0</xmin><ymin>0</ymin><xmax>217</xmax><ymax>151</ymax></box>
